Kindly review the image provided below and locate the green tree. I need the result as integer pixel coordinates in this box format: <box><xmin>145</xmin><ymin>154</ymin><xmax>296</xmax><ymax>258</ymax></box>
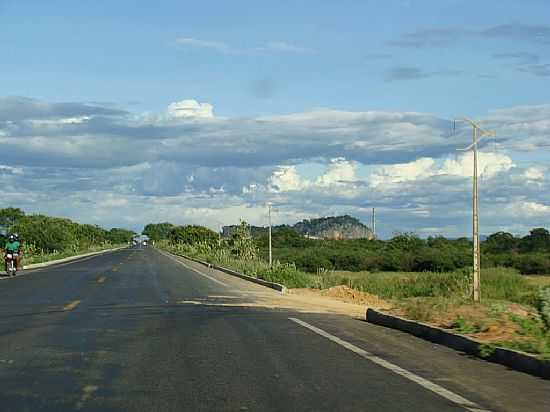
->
<box><xmin>229</xmin><ymin>221</ymin><xmax>257</xmax><ymax>260</ymax></box>
<box><xmin>169</xmin><ymin>225</ymin><xmax>218</xmax><ymax>245</ymax></box>
<box><xmin>143</xmin><ymin>223</ymin><xmax>175</xmax><ymax>241</ymax></box>
<box><xmin>520</xmin><ymin>228</ymin><xmax>550</xmax><ymax>253</ymax></box>
<box><xmin>483</xmin><ymin>231</ymin><xmax>519</xmax><ymax>253</ymax></box>
<box><xmin>12</xmin><ymin>215</ymin><xmax>77</xmax><ymax>252</ymax></box>
<box><xmin>107</xmin><ymin>228</ymin><xmax>136</xmax><ymax>244</ymax></box>
<box><xmin>0</xmin><ymin>207</ymin><xmax>25</xmax><ymax>235</ymax></box>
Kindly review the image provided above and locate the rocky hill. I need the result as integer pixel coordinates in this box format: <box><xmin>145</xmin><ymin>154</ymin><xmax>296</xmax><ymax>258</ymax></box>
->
<box><xmin>293</xmin><ymin>215</ymin><xmax>373</xmax><ymax>240</ymax></box>
<box><xmin>223</xmin><ymin>215</ymin><xmax>373</xmax><ymax>240</ymax></box>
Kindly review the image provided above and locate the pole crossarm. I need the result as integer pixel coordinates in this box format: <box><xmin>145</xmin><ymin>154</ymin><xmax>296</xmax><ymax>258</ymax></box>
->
<box><xmin>455</xmin><ymin>118</ymin><xmax>496</xmax><ymax>151</ymax></box>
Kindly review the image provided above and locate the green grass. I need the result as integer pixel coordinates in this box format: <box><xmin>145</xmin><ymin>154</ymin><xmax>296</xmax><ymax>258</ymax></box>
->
<box><xmin>161</xmin><ymin>241</ymin><xmax>313</xmax><ymax>289</ymax></box>
<box><xmin>23</xmin><ymin>243</ymin><xmax>123</xmax><ymax>266</ymax></box>
<box><xmin>160</xmin><ymin>240</ymin><xmax>550</xmax><ymax>360</ymax></box>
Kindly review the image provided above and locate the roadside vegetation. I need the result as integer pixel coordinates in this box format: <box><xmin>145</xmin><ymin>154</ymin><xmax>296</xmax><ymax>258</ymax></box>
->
<box><xmin>1</xmin><ymin>208</ymin><xmax>135</xmax><ymax>266</ymax></box>
<box><xmin>153</xmin><ymin>220</ymin><xmax>550</xmax><ymax>360</ymax></box>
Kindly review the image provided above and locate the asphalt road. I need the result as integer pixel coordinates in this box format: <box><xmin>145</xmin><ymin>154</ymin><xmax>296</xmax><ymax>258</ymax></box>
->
<box><xmin>0</xmin><ymin>247</ymin><xmax>548</xmax><ymax>412</ymax></box>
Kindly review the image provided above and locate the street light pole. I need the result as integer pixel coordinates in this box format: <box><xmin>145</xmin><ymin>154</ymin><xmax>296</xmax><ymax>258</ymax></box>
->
<box><xmin>456</xmin><ymin>118</ymin><xmax>496</xmax><ymax>303</ymax></box>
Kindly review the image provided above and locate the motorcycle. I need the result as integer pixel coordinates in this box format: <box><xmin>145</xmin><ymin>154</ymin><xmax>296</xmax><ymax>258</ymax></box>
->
<box><xmin>4</xmin><ymin>252</ymin><xmax>17</xmax><ymax>277</ymax></box>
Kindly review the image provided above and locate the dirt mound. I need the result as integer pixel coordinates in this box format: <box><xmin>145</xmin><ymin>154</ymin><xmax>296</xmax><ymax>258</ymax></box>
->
<box><xmin>291</xmin><ymin>286</ymin><xmax>390</xmax><ymax>309</ymax></box>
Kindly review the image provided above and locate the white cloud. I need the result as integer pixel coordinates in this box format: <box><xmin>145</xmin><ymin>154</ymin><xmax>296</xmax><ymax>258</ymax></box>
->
<box><xmin>316</xmin><ymin>158</ymin><xmax>357</xmax><ymax>186</ymax></box>
<box><xmin>175</xmin><ymin>37</ymin><xmax>231</xmax><ymax>52</ymax></box>
<box><xmin>167</xmin><ymin>100</ymin><xmax>214</xmax><ymax>119</ymax></box>
<box><xmin>269</xmin><ymin>166</ymin><xmax>307</xmax><ymax>192</ymax></box>
<box><xmin>524</xmin><ymin>166</ymin><xmax>545</xmax><ymax>180</ymax></box>
<box><xmin>369</xmin><ymin>152</ymin><xmax>515</xmax><ymax>189</ymax></box>
<box><xmin>522</xmin><ymin>202</ymin><xmax>550</xmax><ymax>215</ymax></box>
<box><xmin>262</xmin><ymin>41</ymin><xmax>313</xmax><ymax>53</ymax></box>
<box><xmin>369</xmin><ymin>157</ymin><xmax>436</xmax><ymax>187</ymax></box>
<box><xmin>2</xmin><ymin>96</ymin><xmax>550</xmax><ymax>238</ymax></box>
<box><xmin>441</xmin><ymin>152</ymin><xmax>514</xmax><ymax>178</ymax></box>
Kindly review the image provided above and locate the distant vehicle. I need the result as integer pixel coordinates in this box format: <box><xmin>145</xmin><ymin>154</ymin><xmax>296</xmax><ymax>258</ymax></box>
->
<box><xmin>142</xmin><ymin>241</ymin><xmax>148</xmax><ymax>246</ymax></box>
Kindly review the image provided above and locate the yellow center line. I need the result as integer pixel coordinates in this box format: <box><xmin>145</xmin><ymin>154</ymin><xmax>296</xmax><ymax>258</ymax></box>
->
<box><xmin>64</xmin><ymin>300</ymin><xmax>81</xmax><ymax>311</ymax></box>
<box><xmin>97</xmin><ymin>276</ymin><xmax>107</xmax><ymax>284</ymax></box>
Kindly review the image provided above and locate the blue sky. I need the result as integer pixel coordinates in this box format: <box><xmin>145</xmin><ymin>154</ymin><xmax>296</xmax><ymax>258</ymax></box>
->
<box><xmin>0</xmin><ymin>0</ymin><xmax>549</xmax><ymax>237</ymax></box>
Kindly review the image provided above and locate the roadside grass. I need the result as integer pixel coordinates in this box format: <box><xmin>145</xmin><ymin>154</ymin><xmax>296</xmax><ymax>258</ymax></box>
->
<box><xmin>22</xmin><ymin>243</ymin><xmax>123</xmax><ymax>266</ymax></box>
<box><xmin>159</xmin><ymin>241</ymin><xmax>550</xmax><ymax>359</ymax></box>
<box><xmin>525</xmin><ymin>275</ymin><xmax>550</xmax><ymax>287</ymax></box>
<box><xmin>161</xmin><ymin>241</ymin><xmax>313</xmax><ymax>288</ymax></box>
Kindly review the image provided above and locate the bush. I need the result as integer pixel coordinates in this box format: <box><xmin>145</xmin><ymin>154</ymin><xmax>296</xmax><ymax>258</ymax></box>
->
<box><xmin>537</xmin><ymin>286</ymin><xmax>550</xmax><ymax>329</ymax></box>
<box><xmin>169</xmin><ymin>225</ymin><xmax>218</xmax><ymax>246</ymax></box>
<box><xmin>513</xmin><ymin>254</ymin><xmax>550</xmax><ymax>275</ymax></box>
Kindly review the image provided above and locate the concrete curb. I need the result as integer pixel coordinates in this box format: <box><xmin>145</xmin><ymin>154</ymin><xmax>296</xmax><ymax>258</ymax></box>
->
<box><xmin>21</xmin><ymin>247</ymin><xmax>126</xmax><ymax>270</ymax></box>
<box><xmin>162</xmin><ymin>250</ymin><xmax>287</xmax><ymax>294</ymax></box>
<box><xmin>366</xmin><ymin>308</ymin><xmax>550</xmax><ymax>380</ymax></box>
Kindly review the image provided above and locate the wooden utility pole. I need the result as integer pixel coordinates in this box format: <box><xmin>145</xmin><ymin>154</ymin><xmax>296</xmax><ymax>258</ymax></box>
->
<box><xmin>456</xmin><ymin>118</ymin><xmax>496</xmax><ymax>303</ymax></box>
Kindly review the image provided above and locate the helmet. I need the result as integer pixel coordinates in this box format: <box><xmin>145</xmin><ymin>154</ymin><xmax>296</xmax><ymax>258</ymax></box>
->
<box><xmin>8</xmin><ymin>234</ymin><xmax>15</xmax><ymax>241</ymax></box>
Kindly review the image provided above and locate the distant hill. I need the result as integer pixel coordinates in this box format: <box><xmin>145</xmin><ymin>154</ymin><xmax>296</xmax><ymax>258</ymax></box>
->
<box><xmin>222</xmin><ymin>215</ymin><xmax>373</xmax><ymax>240</ymax></box>
<box><xmin>293</xmin><ymin>215</ymin><xmax>373</xmax><ymax>240</ymax></box>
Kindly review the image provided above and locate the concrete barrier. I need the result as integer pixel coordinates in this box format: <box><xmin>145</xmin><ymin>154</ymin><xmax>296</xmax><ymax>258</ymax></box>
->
<box><xmin>366</xmin><ymin>308</ymin><xmax>550</xmax><ymax>380</ymax></box>
<box><xmin>160</xmin><ymin>249</ymin><xmax>287</xmax><ymax>294</ymax></box>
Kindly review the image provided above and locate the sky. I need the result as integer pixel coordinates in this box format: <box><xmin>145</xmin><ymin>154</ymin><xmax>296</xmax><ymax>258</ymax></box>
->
<box><xmin>0</xmin><ymin>0</ymin><xmax>549</xmax><ymax>238</ymax></box>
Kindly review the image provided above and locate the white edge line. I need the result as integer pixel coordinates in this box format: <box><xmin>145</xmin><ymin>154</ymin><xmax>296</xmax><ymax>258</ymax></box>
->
<box><xmin>158</xmin><ymin>250</ymin><xmax>229</xmax><ymax>287</ymax></box>
<box><xmin>289</xmin><ymin>317</ymin><xmax>491</xmax><ymax>412</ymax></box>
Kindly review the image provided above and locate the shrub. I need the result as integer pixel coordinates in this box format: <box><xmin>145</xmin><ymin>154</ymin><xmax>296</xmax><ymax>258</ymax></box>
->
<box><xmin>169</xmin><ymin>225</ymin><xmax>219</xmax><ymax>246</ymax></box>
<box><xmin>537</xmin><ymin>286</ymin><xmax>550</xmax><ymax>329</ymax></box>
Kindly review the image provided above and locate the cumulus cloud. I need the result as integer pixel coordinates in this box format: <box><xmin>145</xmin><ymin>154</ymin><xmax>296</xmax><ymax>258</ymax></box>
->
<box><xmin>524</xmin><ymin>166</ymin><xmax>545</xmax><ymax>181</ymax></box>
<box><xmin>167</xmin><ymin>100</ymin><xmax>214</xmax><ymax>119</ymax></box>
<box><xmin>1</xmin><ymin>96</ymin><xmax>549</xmax><ymax>237</ymax></box>
<box><xmin>368</xmin><ymin>152</ymin><xmax>514</xmax><ymax>188</ymax></box>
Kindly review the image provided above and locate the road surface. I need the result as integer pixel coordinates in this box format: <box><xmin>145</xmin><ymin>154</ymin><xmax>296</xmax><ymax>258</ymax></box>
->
<box><xmin>0</xmin><ymin>247</ymin><xmax>548</xmax><ymax>411</ymax></box>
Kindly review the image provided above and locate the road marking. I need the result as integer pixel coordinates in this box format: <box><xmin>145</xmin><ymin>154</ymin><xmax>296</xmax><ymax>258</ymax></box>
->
<box><xmin>289</xmin><ymin>318</ymin><xmax>491</xmax><ymax>412</ymax></box>
<box><xmin>97</xmin><ymin>276</ymin><xmax>107</xmax><ymax>284</ymax></box>
<box><xmin>159</xmin><ymin>250</ymin><xmax>229</xmax><ymax>287</ymax></box>
<box><xmin>64</xmin><ymin>300</ymin><xmax>81</xmax><ymax>311</ymax></box>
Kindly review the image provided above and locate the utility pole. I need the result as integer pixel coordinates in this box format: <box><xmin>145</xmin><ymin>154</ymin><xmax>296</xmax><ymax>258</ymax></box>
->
<box><xmin>268</xmin><ymin>203</ymin><xmax>273</xmax><ymax>267</ymax></box>
<box><xmin>372</xmin><ymin>207</ymin><xmax>376</xmax><ymax>239</ymax></box>
<box><xmin>455</xmin><ymin>118</ymin><xmax>496</xmax><ymax>303</ymax></box>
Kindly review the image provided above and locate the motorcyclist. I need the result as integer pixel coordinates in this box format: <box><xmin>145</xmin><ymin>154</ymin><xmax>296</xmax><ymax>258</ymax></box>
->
<box><xmin>4</xmin><ymin>234</ymin><xmax>21</xmax><ymax>273</ymax></box>
<box><xmin>13</xmin><ymin>233</ymin><xmax>23</xmax><ymax>269</ymax></box>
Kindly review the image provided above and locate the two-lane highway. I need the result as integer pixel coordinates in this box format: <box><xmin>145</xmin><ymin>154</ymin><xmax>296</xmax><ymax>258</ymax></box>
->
<box><xmin>0</xmin><ymin>248</ymin><xmax>549</xmax><ymax>411</ymax></box>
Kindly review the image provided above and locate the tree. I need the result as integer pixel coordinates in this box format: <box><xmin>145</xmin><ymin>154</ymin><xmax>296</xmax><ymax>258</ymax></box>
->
<box><xmin>12</xmin><ymin>215</ymin><xmax>77</xmax><ymax>252</ymax></box>
<box><xmin>0</xmin><ymin>208</ymin><xmax>25</xmax><ymax>235</ymax></box>
<box><xmin>483</xmin><ymin>232</ymin><xmax>519</xmax><ymax>254</ymax></box>
<box><xmin>107</xmin><ymin>228</ymin><xmax>136</xmax><ymax>244</ymax></box>
<box><xmin>169</xmin><ymin>225</ymin><xmax>218</xmax><ymax>245</ymax></box>
<box><xmin>143</xmin><ymin>223</ymin><xmax>175</xmax><ymax>241</ymax></box>
<box><xmin>229</xmin><ymin>221</ymin><xmax>257</xmax><ymax>260</ymax></box>
<box><xmin>520</xmin><ymin>228</ymin><xmax>550</xmax><ymax>252</ymax></box>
